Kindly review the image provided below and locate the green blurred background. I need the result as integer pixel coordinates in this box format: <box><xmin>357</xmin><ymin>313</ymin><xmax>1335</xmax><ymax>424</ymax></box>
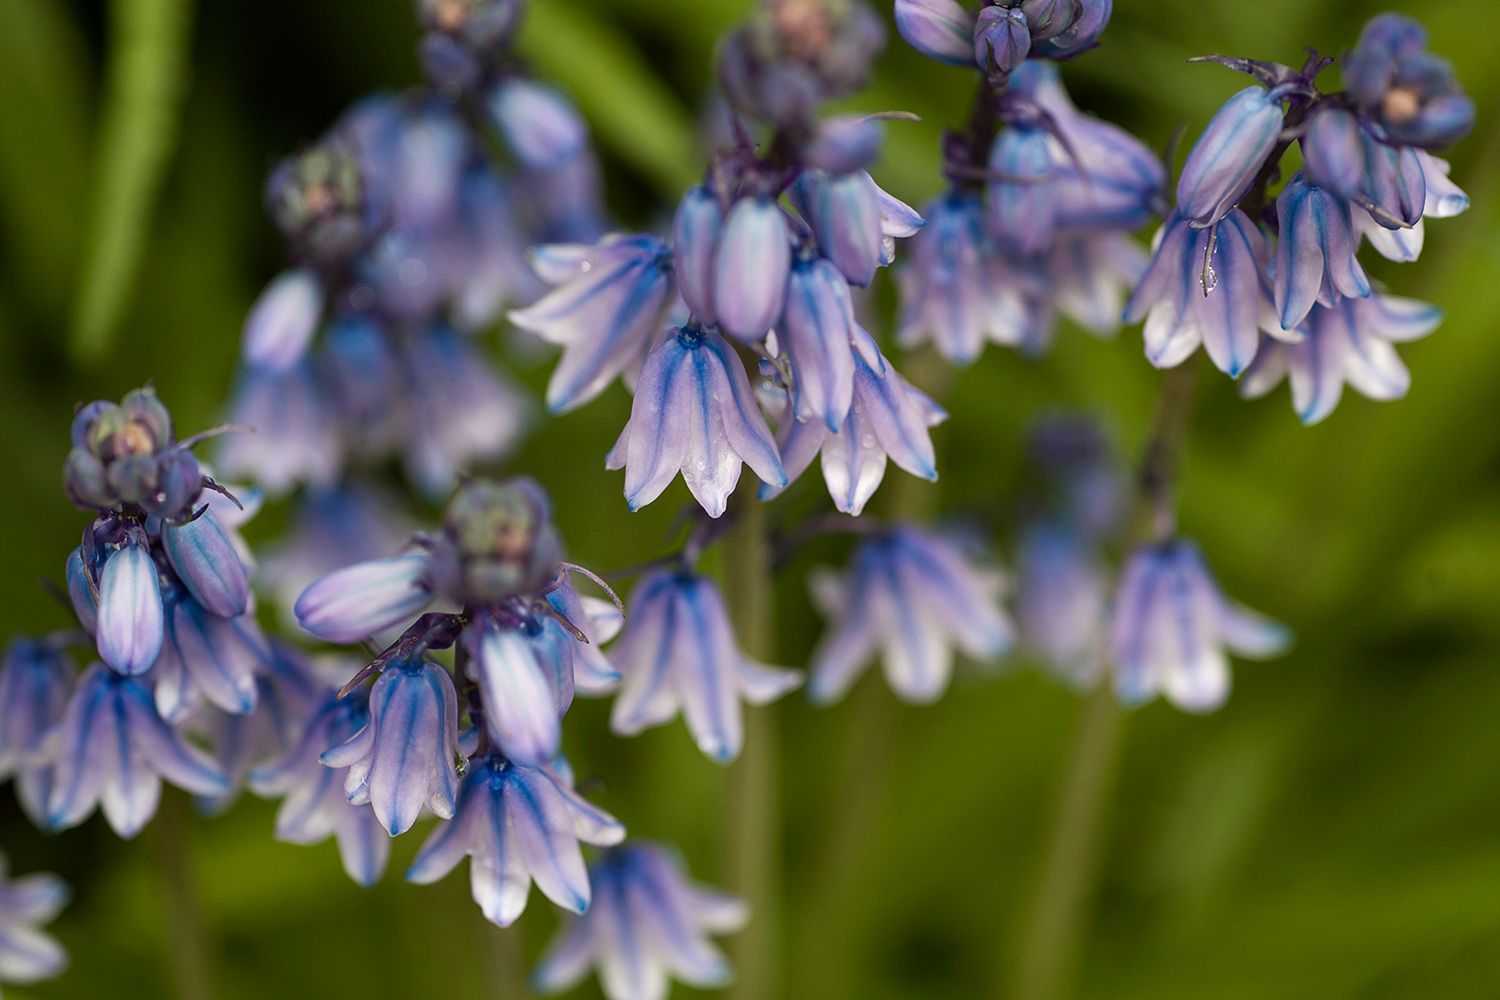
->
<box><xmin>1</xmin><ymin>0</ymin><xmax>1499</xmax><ymax>997</ymax></box>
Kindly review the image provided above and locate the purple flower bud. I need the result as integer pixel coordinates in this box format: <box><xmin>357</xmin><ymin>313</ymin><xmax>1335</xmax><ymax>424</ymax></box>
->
<box><xmin>0</xmin><ymin>639</ymin><xmax>75</xmax><ymax>826</ymax></box>
<box><xmin>1176</xmin><ymin>87</ymin><xmax>1285</xmax><ymax>227</ymax></box>
<box><xmin>780</xmin><ymin>256</ymin><xmax>860</xmax><ymax>432</ymax></box>
<box><xmin>1301</xmin><ymin>107</ymin><xmax>1365</xmax><ymax>200</ymax></box>
<box><xmin>66</xmin><ymin>549</ymin><xmax>97</xmax><ymax>634</ymax></box>
<box><xmin>807</xmin><ymin>525</ymin><xmax>1010</xmax><ymax>704</ymax></box>
<box><xmin>1110</xmin><ymin>539</ymin><xmax>1289</xmax><ymax>712</ymax></box>
<box><xmin>321</xmin><ymin>658</ymin><xmax>459</xmax><ymax>836</ymax></box>
<box><xmin>1241</xmin><ymin>293</ymin><xmax>1442</xmax><ymax>425</ymax></box>
<box><xmin>894</xmin><ymin>0</ymin><xmax>976</xmax><ymax>66</ymax></box>
<box><xmin>241</xmin><ymin>269</ymin><xmax>325</xmax><ymax>373</ymax></box>
<box><xmin>714</xmin><ymin>198</ymin><xmax>791</xmax><ymax>341</ymax></box>
<box><xmin>406</xmin><ymin>755</ymin><xmax>624</xmax><ymax>926</ymax></box>
<box><xmin>44</xmin><ymin>664</ymin><xmax>228</xmax><ymax>836</ymax></box>
<box><xmin>1030</xmin><ymin>0</ymin><xmax>1110</xmax><ymax>59</ymax></box>
<box><xmin>805</xmin><ymin>116</ymin><xmax>884</xmax><ymax>175</ymax></box>
<box><xmin>469</xmin><ymin>620</ymin><xmax>562</xmax><ymax>766</ymax></box>
<box><xmin>609</xmin><ymin>571</ymin><xmax>801</xmax><ymax>763</ymax></box>
<box><xmin>510</xmin><ymin>235</ymin><xmax>677</xmax><ymax>414</ymax></box>
<box><xmin>95</xmin><ymin>534</ymin><xmax>164</xmax><ymax>676</ymax></box>
<box><xmin>63</xmin><ymin>448</ymin><xmax>112</xmax><ymax>510</ymax></box>
<box><xmin>419</xmin><ymin>32</ymin><xmax>481</xmax><ymax>92</ymax></box>
<box><xmin>1019</xmin><ymin>0</ymin><xmax>1071</xmax><ymax>42</ymax></box>
<box><xmin>161</xmin><ymin>513</ymin><xmax>251</xmax><ymax>619</ymax></box>
<box><xmin>793</xmin><ymin>169</ymin><xmax>884</xmax><ymax>287</ymax></box>
<box><xmin>1124</xmin><ymin>209</ymin><xmax>1278</xmax><ymax>376</ymax></box>
<box><xmin>608</xmin><ymin>326</ymin><xmax>786</xmax><ymax>518</ymax></box>
<box><xmin>974</xmin><ymin>7</ymin><xmax>1030</xmax><ymax>76</ymax></box>
<box><xmin>673</xmin><ymin>187</ymin><xmax>723</xmax><ymax>325</ymax></box>
<box><xmin>1361</xmin><ymin>138</ymin><xmax>1426</xmax><ymax>231</ymax></box>
<box><xmin>294</xmin><ymin>551</ymin><xmax>434</xmax><ymax>644</ymax></box>
<box><xmin>486</xmin><ymin>79</ymin><xmax>590</xmax><ymax>170</ymax></box>
<box><xmin>1274</xmin><ymin>173</ymin><xmax>1371</xmax><ymax>331</ymax></box>
<box><xmin>988</xmin><ymin>125</ymin><xmax>1055</xmax><ymax>256</ymax></box>
<box><xmin>531</xmin><ymin>841</ymin><xmax>748</xmax><ymax>999</ymax></box>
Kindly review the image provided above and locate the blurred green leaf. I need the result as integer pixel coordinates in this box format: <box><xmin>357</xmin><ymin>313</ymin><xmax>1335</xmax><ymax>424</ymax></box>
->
<box><xmin>69</xmin><ymin>0</ymin><xmax>195</xmax><ymax>364</ymax></box>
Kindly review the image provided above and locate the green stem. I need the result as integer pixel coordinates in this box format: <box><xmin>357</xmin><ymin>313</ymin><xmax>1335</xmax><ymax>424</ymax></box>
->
<box><xmin>1009</xmin><ymin>356</ymin><xmax>1203</xmax><ymax>1000</ymax></box>
<box><xmin>70</xmin><ymin>0</ymin><xmax>195</xmax><ymax>364</ymax></box>
<box><xmin>723</xmin><ymin>477</ymin><xmax>780</xmax><ymax>1000</ymax></box>
<box><xmin>476</xmin><ymin>914</ymin><xmax>531</xmax><ymax>1000</ymax></box>
<box><xmin>152</xmin><ymin>787</ymin><xmax>213</xmax><ymax>1000</ymax></box>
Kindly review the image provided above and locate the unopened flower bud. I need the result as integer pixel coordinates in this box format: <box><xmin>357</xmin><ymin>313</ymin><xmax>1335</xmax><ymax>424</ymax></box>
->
<box><xmin>894</xmin><ymin>0</ymin><xmax>976</xmax><ymax>66</ymax></box>
<box><xmin>714</xmin><ymin>197</ymin><xmax>792</xmax><ymax>341</ymax></box>
<box><xmin>974</xmin><ymin>7</ymin><xmax>1030</xmax><ymax>77</ymax></box>
<box><xmin>266</xmin><ymin>142</ymin><xmax>368</xmax><ymax>262</ymax></box>
<box><xmin>435</xmin><ymin>477</ymin><xmax>562</xmax><ymax>603</ymax></box>
<box><xmin>673</xmin><ymin>187</ymin><xmax>723</xmax><ymax>325</ymax></box>
<box><xmin>486</xmin><ymin>79</ymin><xmax>589</xmax><ymax>171</ymax></box>
<box><xmin>1176</xmin><ymin>86</ymin><xmax>1285</xmax><ymax>227</ymax></box>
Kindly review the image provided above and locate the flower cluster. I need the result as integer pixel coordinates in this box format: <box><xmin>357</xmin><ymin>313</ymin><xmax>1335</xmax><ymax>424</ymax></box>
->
<box><xmin>1124</xmin><ymin>14</ymin><xmax>1470</xmax><ymax>422</ymax></box>
<box><xmin>512</xmin><ymin>0</ymin><xmax>946</xmax><ymax>519</ymax></box>
<box><xmin>1008</xmin><ymin>416</ymin><xmax>1290</xmax><ymax>711</ymax></box>
<box><xmin>894</xmin><ymin>0</ymin><xmax>1158</xmax><ymax>364</ymax></box>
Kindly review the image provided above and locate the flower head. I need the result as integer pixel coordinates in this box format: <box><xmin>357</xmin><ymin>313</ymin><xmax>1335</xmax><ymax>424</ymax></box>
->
<box><xmin>405</xmin><ymin>754</ymin><xmax>625</xmax><ymax>926</ymax></box>
<box><xmin>43</xmin><ymin>664</ymin><xmax>229</xmax><ymax>837</ymax></box>
<box><xmin>1109</xmin><ymin>538</ymin><xmax>1290</xmax><ymax>712</ymax></box>
<box><xmin>64</xmin><ymin>386</ymin><xmax>203</xmax><ymax>521</ymax></box>
<box><xmin>1273</xmin><ymin>172</ymin><xmax>1371</xmax><ymax>331</ymax></box>
<box><xmin>532</xmin><ymin>841</ymin><xmax>748</xmax><ymax>1000</ymax></box>
<box><xmin>1344</xmin><ymin>13</ymin><xmax>1474</xmax><ymax>148</ymax></box>
<box><xmin>606</xmin><ymin>325</ymin><xmax>786</xmax><ymax>518</ymax></box>
<box><xmin>610</xmin><ymin>570</ymin><xmax>801</xmax><ymax>763</ymax></box>
<box><xmin>807</xmin><ymin>524</ymin><xmax>1011</xmax><ymax>705</ymax></box>
<box><xmin>1015</xmin><ymin>521</ymin><xmax>1108</xmax><ymax>689</ymax></box>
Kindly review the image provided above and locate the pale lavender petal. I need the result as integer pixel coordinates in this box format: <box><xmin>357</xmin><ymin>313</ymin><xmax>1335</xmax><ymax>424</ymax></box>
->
<box><xmin>1356</xmin><ymin>207</ymin><xmax>1424</xmax><ymax>262</ymax></box>
<box><xmin>66</xmin><ymin>549</ymin><xmax>97</xmax><ymax>634</ymax></box>
<box><xmin>1362</xmin><ymin>294</ymin><xmax>1442</xmax><ymax>342</ymax></box>
<box><xmin>505</xmin><ymin>765</ymin><xmax>592</xmax><ymax>912</ymax></box>
<box><xmin>735</xmin><ymin>659</ymin><xmax>803</xmax><ymax>705</ymax></box>
<box><xmin>622</xmin><ymin>332</ymin><xmax>695</xmax><ymax>513</ymax></box>
<box><xmin>294</xmin><ymin>551</ymin><xmax>434</xmax><ymax>644</ymax></box>
<box><xmin>406</xmin><ymin>771</ymin><xmax>487</xmax><ymax>884</ymax></box>
<box><xmin>474</xmin><ymin>624</ymin><xmax>561</xmax><ymax>766</ymax></box>
<box><xmin>807</xmin><ymin>565</ymin><xmax>880</xmax><ymax>705</ymax></box>
<box><xmin>1238</xmin><ymin>337</ymin><xmax>1288</xmax><ymax>400</ymax></box>
<box><xmin>673</xmin><ymin>187</ymin><xmax>722</xmax><ymax>325</ymax></box>
<box><xmin>0</xmin><ymin>924</ymin><xmax>69</xmax><ymax>982</ymax></box>
<box><xmin>819</xmin><ymin>403</ymin><xmax>888</xmax><ymax>516</ymax></box>
<box><xmin>363</xmin><ymin>662</ymin><xmax>459</xmax><ymax>835</ymax></box>
<box><xmin>531</xmin><ymin>913</ymin><xmax>596</xmax><ymax>995</ymax></box>
<box><xmin>487</xmin><ymin>79</ymin><xmax>588</xmax><ymax>169</ymax></box>
<box><xmin>714</xmin><ymin>198</ymin><xmax>790</xmax><ymax>341</ymax></box>
<box><xmin>610</xmin><ymin>575</ymin><xmax>683</xmax><ymax>736</ymax></box>
<box><xmin>333</xmin><ymin>801</ymin><xmax>391</xmax><ymax>888</ymax></box>
<box><xmin>96</xmin><ymin>538</ymin><xmax>164</xmax><ymax>676</ymax></box>
<box><xmin>669</xmin><ymin>578</ymin><xmax>744</xmax><ymax>764</ymax></box>
<box><xmin>122</xmin><ymin>681</ymin><xmax>229</xmax><ymax>797</ymax></box>
<box><xmin>781</xmin><ymin>258</ymin><xmax>857</xmax><ymax>431</ymax></box>
<box><xmin>701</xmin><ymin>330</ymin><xmax>786</xmax><ymax>492</ymax></box>
<box><xmin>166</xmin><ymin>601</ymin><xmax>262</xmax><ymax>715</ymax></box>
<box><xmin>1416</xmin><ymin>150</ymin><xmax>1468</xmax><ymax>217</ymax></box>
<box><xmin>242</xmin><ymin>269</ymin><xmax>324</xmax><ymax>373</ymax></box>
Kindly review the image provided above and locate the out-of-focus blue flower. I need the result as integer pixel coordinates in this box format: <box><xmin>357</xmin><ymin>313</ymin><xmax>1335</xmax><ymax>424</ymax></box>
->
<box><xmin>486</xmin><ymin>79</ymin><xmax>590</xmax><ymax>170</ymax></box>
<box><xmin>1175</xmin><ymin>86</ymin><xmax>1285</xmax><ymax>228</ymax></box>
<box><xmin>770</xmin><ymin>351</ymin><xmax>946</xmax><ymax>516</ymax></box>
<box><xmin>321</xmin><ymin>657</ymin><xmax>460</xmax><ymax>836</ymax></box>
<box><xmin>896</xmin><ymin>192</ymin><xmax>1009</xmax><ymax>365</ymax></box>
<box><xmin>94</xmin><ymin>531</ymin><xmax>164</xmax><ymax>677</ymax></box>
<box><xmin>1273</xmin><ymin>173</ymin><xmax>1371</xmax><ymax>332</ymax></box>
<box><xmin>894</xmin><ymin>0</ymin><xmax>975</xmax><ymax>66</ymax></box>
<box><xmin>532</xmin><ymin>841</ymin><xmax>748</xmax><ymax>1000</ymax></box>
<box><xmin>406</xmin><ymin>754</ymin><xmax>625</xmax><ymax>926</ymax></box>
<box><xmin>1344</xmin><ymin>13</ymin><xmax>1474</xmax><ymax>148</ymax></box>
<box><xmin>1027</xmin><ymin>414</ymin><xmax>1126</xmax><ymax>539</ymax></box>
<box><xmin>1015</xmin><ymin>521</ymin><xmax>1108</xmax><ymax>690</ymax></box>
<box><xmin>0</xmin><ymin>639</ymin><xmax>74</xmax><ymax>826</ymax></box>
<box><xmin>605</xmin><ymin>325</ymin><xmax>786</xmax><ymax>519</ymax></box>
<box><xmin>294</xmin><ymin>549</ymin><xmax>434</xmax><ymax>645</ymax></box>
<box><xmin>807</xmin><ymin>524</ymin><xmax>1011</xmax><ymax>705</ymax></box>
<box><xmin>0</xmin><ymin>851</ymin><xmax>70</xmax><ymax>990</ymax></box>
<box><xmin>988</xmin><ymin>124</ymin><xmax>1055</xmax><ymax>256</ymax></box>
<box><xmin>1124</xmin><ymin>209</ymin><xmax>1280</xmax><ymax>376</ymax></box>
<box><xmin>609</xmin><ymin>570</ymin><xmax>801</xmax><ymax>763</ymax></box>
<box><xmin>509</xmin><ymin>235</ymin><xmax>677</xmax><ymax>415</ymax></box>
<box><xmin>43</xmin><ymin>664</ymin><xmax>229</xmax><ymax>837</ymax></box>
<box><xmin>251</xmin><ymin>682</ymin><xmax>390</xmax><ymax>888</ymax></box>
<box><xmin>1110</xmin><ymin>538</ymin><xmax>1290</xmax><ymax>712</ymax></box>
<box><xmin>714</xmin><ymin>197</ymin><xmax>791</xmax><ymax>341</ymax></box>
<box><xmin>161</xmin><ymin>511</ymin><xmax>251</xmax><ymax>620</ymax></box>
<box><xmin>400</xmin><ymin>325</ymin><xmax>528</xmax><ymax>498</ymax></box>
<box><xmin>241</xmin><ymin>269</ymin><xmax>325</xmax><ymax>373</ymax></box>
<box><xmin>974</xmin><ymin>7</ymin><xmax>1030</xmax><ymax>77</ymax></box>
<box><xmin>452</xmin><ymin>169</ymin><xmax>545</xmax><ymax>331</ymax></box>
<box><xmin>219</xmin><ymin>364</ymin><xmax>343</xmax><ymax>497</ymax></box>
<box><xmin>1017</xmin><ymin>62</ymin><xmax>1164</xmax><ymax>232</ymax></box>
<box><xmin>1048</xmin><ymin>231</ymin><xmax>1149</xmax><ymax>337</ymax></box>
<box><xmin>1241</xmin><ymin>294</ymin><xmax>1442</xmax><ymax>426</ymax></box>
<box><xmin>673</xmin><ymin>187</ymin><xmax>723</xmax><ymax>325</ymax></box>
<box><xmin>805</xmin><ymin>116</ymin><xmax>885</xmax><ymax>176</ymax></box>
